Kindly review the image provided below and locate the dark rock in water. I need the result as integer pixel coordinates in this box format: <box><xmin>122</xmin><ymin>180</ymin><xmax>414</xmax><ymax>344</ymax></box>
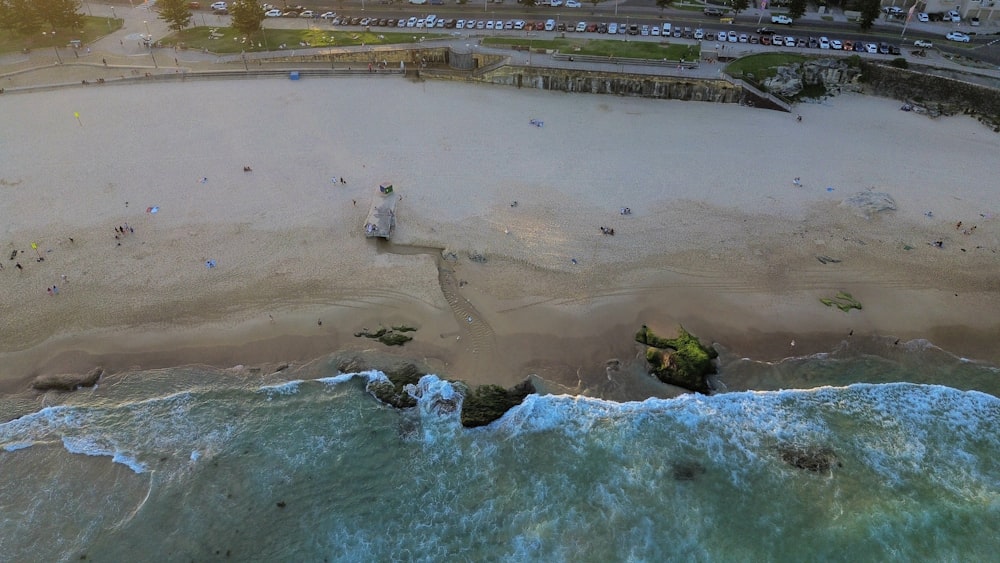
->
<box><xmin>274</xmin><ymin>363</ymin><xmax>289</xmax><ymax>373</ymax></box>
<box><xmin>460</xmin><ymin>378</ymin><xmax>535</xmax><ymax>428</ymax></box>
<box><xmin>635</xmin><ymin>325</ymin><xmax>717</xmax><ymax>394</ymax></box>
<box><xmin>367</xmin><ymin>364</ymin><xmax>425</xmax><ymax>409</ymax></box>
<box><xmin>32</xmin><ymin>367</ymin><xmax>104</xmax><ymax>391</ymax></box>
<box><xmin>779</xmin><ymin>445</ymin><xmax>837</xmax><ymax>473</ymax></box>
<box><xmin>276</xmin><ymin>501</ymin><xmax>286</xmax><ymax>508</ymax></box>
<box><xmin>672</xmin><ymin>461</ymin><xmax>706</xmax><ymax>481</ymax></box>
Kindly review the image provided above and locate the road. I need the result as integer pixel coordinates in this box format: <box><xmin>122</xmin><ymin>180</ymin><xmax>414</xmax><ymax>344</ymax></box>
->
<box><xmin>186</xmin><ymin>0</ymin><xmax>999</xmax><ymax>66</ymax></box>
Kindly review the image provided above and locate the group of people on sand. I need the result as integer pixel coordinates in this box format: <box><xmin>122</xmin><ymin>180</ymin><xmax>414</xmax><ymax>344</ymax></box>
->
<box><xmin>600</xmin><ymin>226</ymin><xmax>616</xmax><ymax>236</ymax></box>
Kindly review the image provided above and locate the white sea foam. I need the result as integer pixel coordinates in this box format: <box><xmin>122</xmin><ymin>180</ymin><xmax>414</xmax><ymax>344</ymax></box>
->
<box><xmin>3</xmin><ymin>441</ymin><xmax>33</xmax><ymax>452</ymax></box>
<box><xmin>62</xmin><ymin>436</ymin><xmax>147</xmax><ymax>474</ymax></box>
<box><xmin>257</xmin><ymin>379</ymin><xmax>302</xmax><ymax>398</ymax></box>
<box><xmin>318</xmin><ymin>369</ymin><xmax>389</xmax><ymax>387</ymax></box>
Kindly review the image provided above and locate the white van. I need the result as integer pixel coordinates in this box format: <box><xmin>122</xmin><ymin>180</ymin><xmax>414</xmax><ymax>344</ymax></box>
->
<box><xmin>425</xmin><ymin>15</ymin><xmax>437</xmax><ymax>27</ymax></box>
<box><xmin>544</xmin><ymin>19</ymin><xmax>555</xmax><ymax>31</ymax></box>
<box><xmin>661</xmin><ymin>22</ymin><xmax>671</xmax><ymax>36</ymax></box>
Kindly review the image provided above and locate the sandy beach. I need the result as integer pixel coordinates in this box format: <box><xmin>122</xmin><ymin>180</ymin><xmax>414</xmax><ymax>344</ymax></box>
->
<box><xmin>2</xmin><ymin>77</ymin><xmax>999</xmax><ymax>397</ymax></box>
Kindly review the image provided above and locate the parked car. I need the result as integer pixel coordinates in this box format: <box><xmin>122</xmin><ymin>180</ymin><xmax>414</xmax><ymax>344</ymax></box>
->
<box><xmin>738</xmin><ymin>33</ymin><xmax>748</xmax><ymax>43</ymax></box>
<box><xmin>946</xmin><ymin>31</ymin><xmax>970</xmax><ymax>43</ymax></box>
<box><xmin>819</xmin><ymin>36</ymin><xmax>829</xmax><ymax>49</ymax></box>
<box><xmin>878</xmin><ymin>42</ymin><xmax>890</xmax><ymax>54</ymax></box>
<box><xmin>576</xmin><ymin>21</ymin><xmax>587</xmax><ymax>32</ymax></box>
<box><xmin>545</xmin><ymin>19</ymin><xmax>555</xmax><ymax>31</ymax></box>
<box><xmin>608</xmin><ymin>22</ymin><xmax>618</xmax><ymax>34</ymax></box>
<box><xmin>694</xmin><ymin>28</ymin><xmax>704</xmax><ymax>40</ymax></box>
<box><xmin>210</xmin><ymin>1</ymin><xmax>227</xmax><ymax>9</ymax></box>
<box><xmin>947</xmin><ymin>10</ymin><xmax>961</xmax><ymax>23</ymax></box>
<box><xmin>865</xmin><ymin>43</ymin><xmax>878</xmax><ymax>53</ymax></box>
<box><xmin>917</xmin><ymin>12</ymin><xmax>929</xmax><ymax>22</ymax></box>
<box><xmin>771</xmin><ymin>35</ymin><xmax>782</xmax><ymax>47</ymax></box>
<box><xmin>320</xmin><ymin>11</ymin><xmax>336</xmax><ymax>19</ymax></box>
<box><xmin>565</xmin><ymin>0</ymin><xmax>581</xmax><ymax>6</ymax></box>
<box><xmin>784</xmin><ymin>35</ymin><xmax>795</xmax><ymax>46</ymax></box>
<box><xmin>264</xmin><ymin>8</ymin><xmax>282</xmax><ymax>16</ymax></box>
<box><xmin>651</xmin><ymin>26</ymin><xmax>660</xmax><ymax>36</ymax></box>
<box><xmin>830</xmin><ymin>39</ymin><xmax>842</xmax><ymax>50</ymax></box>
<box><xmin>704</xmin><ymin>7</ymin><xmax>724</xmax><ymax>17</ymax></box>
<box><xmin>913</xmin><ymin>39</ymin><xmax>933</xmax><ymax>48</ymax></box>
<box><xmin>971</xmin><ymin>17</ymin><xmax>981</xmax><ymax>26</ymax></box>
<box><xmin>727</xmin><ymin>30</ymin><xmax>738</xmax><ymax>42</ymax></box>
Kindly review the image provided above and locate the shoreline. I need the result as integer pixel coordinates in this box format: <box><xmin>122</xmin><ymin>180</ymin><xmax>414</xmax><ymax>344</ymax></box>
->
<box><xmin>2</xmin><ymin>79</ymin><xmax>998</xmax><ymax>404</ymax></box>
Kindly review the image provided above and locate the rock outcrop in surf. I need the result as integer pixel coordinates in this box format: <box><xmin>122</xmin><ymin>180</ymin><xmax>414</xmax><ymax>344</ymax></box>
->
<box><xmin>343</xmin><ymin>356</ymin><xmax>535</xmax><ymax>426</ymax></box>
<box><xmin>31</xmin><ymin>367</ymin><xmax>104</xmax><ymax>391</ymax></box>
<box><xmin>459</xmin><ymin>379</ymin><xmax>535</xmax><ymax>428</ymax></box>
<box><xmin>635</xmin><ymin>325</ymin><xmax>718</xmax><ymax>394</ymax></box>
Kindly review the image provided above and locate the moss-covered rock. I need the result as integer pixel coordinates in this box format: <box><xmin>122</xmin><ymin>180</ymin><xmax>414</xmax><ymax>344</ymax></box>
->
<box><xmin>460</xmin><ymin>379</ymin><xmax>535</xmax><ymax>428</ymax></box>
<box><xmin>378</xmin><ymin>333</ymin><xmax>413</xmax><ymax>346</ymax></box>
<box><xmin>635</xmin><ymin>325</ymin><xmax>717</xmax><ymax>394</ymax></box>
<box><xmin>355</xmin><ymin>325</ymin><xmax>417</xmax><ymax>346</ymax></box>
<box><xmin>820</xmin><ymin>291</ymin><xmax>863</xmax><ymax>312</ymax></box>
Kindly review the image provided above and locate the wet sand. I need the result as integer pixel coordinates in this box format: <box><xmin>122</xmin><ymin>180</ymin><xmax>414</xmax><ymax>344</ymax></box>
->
<box><xmin>2</xmin><ymin>78</ymin><xmax>998</xmax><ymax>398</ymax></box>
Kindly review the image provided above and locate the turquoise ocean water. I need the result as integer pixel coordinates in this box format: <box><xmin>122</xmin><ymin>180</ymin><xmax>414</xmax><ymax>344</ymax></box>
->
<box><xmin>2</xmin><ymin>342</ymin><xmax>999</xmax><ymax>562</ymax></box>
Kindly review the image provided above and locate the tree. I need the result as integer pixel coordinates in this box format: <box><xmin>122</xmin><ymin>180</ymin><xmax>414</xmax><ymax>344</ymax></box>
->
<box><xmin>0</xmin><ymin>0</ymin><xmax>50</xmax><ymax>35</ymax></box>
<box><xmin>787</xmin><ymin>0</ymin><xmax>807</xmax><ymax>19</ymax></box>
<box><xmin>656</xmin><ymin>0</ymin><xmax>672</xmax><ymax>14</ymax></box>
<box><xmin>159</xmin><ymin>0</ymin><xmax>194</xmax><ymax>31</ymax></box>
<box><xmin>33</xmin><ymin>0</ymin><xmax>81</xmax><ymax>29</ymax></box>
<box><xmin>857</xmin><ymin>0</ymin><xmax>879</xmax><ymax>30</ymax></box>
<box><xmin>230</xmin><ymin>0</ymin><xmax>264</xmax><ymax>35</ymax></box>
<box><xmin>729</xmin><ymin>0</ymin><xmax>749</xmax><ymax>17</ymax></box>
<box><xmin>158</xmin><ymin>0</ymin><xmax>192</xmax><ymax>31</ymax></box>
<box><xmin>520</xmin><ymin>0</ymin><xmax>535</xmax><ymax>7</ymax></box>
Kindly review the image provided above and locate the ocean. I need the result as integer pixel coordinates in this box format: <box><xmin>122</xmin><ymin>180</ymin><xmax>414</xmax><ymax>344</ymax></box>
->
<box><xmin>2</xmin><ymin>341</ymin><xmax>999</xmax><ymax>562</ymax></box>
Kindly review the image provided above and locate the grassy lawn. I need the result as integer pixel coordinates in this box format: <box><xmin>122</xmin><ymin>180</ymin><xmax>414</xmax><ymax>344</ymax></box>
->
<box><xmin>161</xmin><ymin>28</ymin><xmax>446</xmax><ymax>54</ymax></box>
<box><xmin>725</xmin><ymin>53</ymin><xmax>810</xmax><ymax>80</ymax></box>
<box><xmin>483</xmin><ymin>37</ymin><xmax>698</xmax><ymax>60</ymax></box>
<box><xmin>0</xmin><ymin>15</ymin><xmax>121</xmax><ymax>55</ymax></box>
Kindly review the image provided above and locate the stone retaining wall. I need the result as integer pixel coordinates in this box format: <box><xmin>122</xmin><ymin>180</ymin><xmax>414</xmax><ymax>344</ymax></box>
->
<box><xmin>429</xmin><ymin>64</ymin><xmax>739</xmax><ymax>103</ymax></box>
<box><xmin>861</xmin><ymin>62</ymin><xmax>1000</xmax><ymax>131</ymax></box>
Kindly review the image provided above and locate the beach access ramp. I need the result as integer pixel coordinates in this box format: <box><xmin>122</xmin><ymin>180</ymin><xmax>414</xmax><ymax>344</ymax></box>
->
<box><xmin>364</xmin><ymin>184</ymin><xmax>397</xmax><ymax>239</ymax></box>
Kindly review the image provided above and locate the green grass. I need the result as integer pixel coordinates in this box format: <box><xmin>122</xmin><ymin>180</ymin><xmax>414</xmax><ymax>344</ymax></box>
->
<box><xmin>725</xmin><ymin>52</ymin><xmax>809</xmax><ymax>80</ymax></box>
<box><xmin>0</xmin><ymin>15</ymin><xmax>121</xmax><ymax>54</ymax></box>
<box><xmin>483</xmin><ymin>37</ymin><xmax>698</xmax><ymax>60</ymax></box>
<box><xmin>162</xmin><ymin>27</ymin><xmax>446</xmax><ymax>54</ymax></box>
